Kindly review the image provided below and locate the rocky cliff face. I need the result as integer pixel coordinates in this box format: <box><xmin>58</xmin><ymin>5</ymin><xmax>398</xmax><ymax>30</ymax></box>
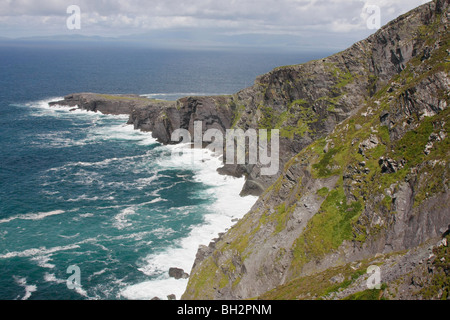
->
<box><xmin>182</xmin><ymin>0</ymin><xmax>449</xmax><ymax>300</ymax></box>
<box><xmin>50</xmin><ymin>0</ymin><xmax>449</xmax><ymax>300</ymax></box>
<box><xmin>53</xmin><ymin>0</ymin><xmax>439</xmax><ymax>196</ymax></box>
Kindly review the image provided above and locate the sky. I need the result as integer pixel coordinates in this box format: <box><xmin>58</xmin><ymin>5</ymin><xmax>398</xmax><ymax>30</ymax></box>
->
<box><xmin>0</xmin><ymin>0</ymin><xmax>431</xmax><ymax>50</ymax></box>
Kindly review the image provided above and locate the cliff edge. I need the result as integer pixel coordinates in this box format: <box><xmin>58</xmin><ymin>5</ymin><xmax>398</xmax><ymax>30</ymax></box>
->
<box><xmin>182</xmin><ymin>0</ymin><xmax>449</xmax><ymax>300</ymax></box>
<box><xmin>50</xmin><ymin>0</ymin><xmax>449</xmax><ymax>300</ymax></box>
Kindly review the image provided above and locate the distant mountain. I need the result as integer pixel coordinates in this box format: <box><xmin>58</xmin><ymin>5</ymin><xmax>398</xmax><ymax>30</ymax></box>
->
<box><xmin>0</xmin><ymin>30</ymin><xmax>355</xmax><ymax>52</ymax></box>
<box><xmin>13</xmin><ymin>34</ymin><xmax>119</xmax><ymax>42</ymax></box>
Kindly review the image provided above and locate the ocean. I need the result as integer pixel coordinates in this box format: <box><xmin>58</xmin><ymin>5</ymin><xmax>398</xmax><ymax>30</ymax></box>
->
<box><xmin>0</xmin><ymin>43</ymin><xmax>329</xmax><ymax>300</ymax></box>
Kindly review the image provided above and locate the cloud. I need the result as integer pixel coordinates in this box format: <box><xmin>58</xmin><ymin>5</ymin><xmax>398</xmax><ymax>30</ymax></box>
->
<box><xmin>0</xmin><ymin>0</ymin><xmax>431</xmax><ymax>46</ymax></box>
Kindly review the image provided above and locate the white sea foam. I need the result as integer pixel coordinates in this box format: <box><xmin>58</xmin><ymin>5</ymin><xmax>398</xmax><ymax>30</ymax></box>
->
<box><xmin>58</xmin><ymin>233</ymin><xmax>80</xmax><ymax>239</ymax></box>
<box><xmin>24</xmin><ymin>97</ymin><xmax>65</xmax><ymax>110</ymax></box>
<box><xmin>14</xmin><ymin>276</ymin><xmax>37</xmax><ymax>300</ymax></box>
<box><xmin>43</xmin><ymin>272</ymin><xmax>89</xmax><ymax>299</ymax></box>
<box><xmin>0</xmin><ymin>210</ymin><xmax>65</xmax><ymax>224</ymax></box>
<box><xmin>48</xmin><ymin>154</ymin><xmax>146</xmax><ymax>171</ymax></box>
<box><xmin>26</xmin><ymin>97</ymin><xmax>127</xmax><ymax>119</ymax></box>
<box><xmin>79</xmin><ymin>213</ymin><xmax>94</xmax><ymax>218</ymax></box>
<box><xmin>147</xmin><ymin>197</ymin><xmax>167</xmax><ymax>204</ymax></box>
<box><xmin>113</xmin><ymin>207</ymin><xmax>137</xmax><ymax>230</ymax></box>
<box><xmin>90</xmin><ymin>122</ymin><xmax>158</xmax><ymax>146</ymax></box>
<box><xmin>22</xmin><ymin>96</ymin><xmax>257</xmax><ymax>300</ymax></box>
<box><xmin>121</xmin><ymin>144</ymin><xmax>257</xmax><ymax>300</ymax></box>
<box><xmin>43</xmin><ymin>272</ymin><xmax>66</xmax><ymax>284</ymax></box>
<box><xmin>30</xmin><ymin>255</ymin><xmax>56</xmax><ymax>269</ymax></box>
<box><xmin>31</xmin><ymin>132</ymin><xmax>90</xmax><ymax>149</ymax></box>
<box><xmin>121</xmin><ymin>278</ymin><xmax>189</xmax><ymax>300</ymax></box>
<box><xmin>150</xmin><ymin>227</ymin><xmax>176</xmax><ymax>240</ymax></box>
<box><xmin>0</xmin><ymin>244</ymin><xmax>80</xmax><ymax>260</ymax></box>
<box><xmin>26</xmin><ymin>98</ymin><xmax>147</xmax><ymax>151</ymax></box>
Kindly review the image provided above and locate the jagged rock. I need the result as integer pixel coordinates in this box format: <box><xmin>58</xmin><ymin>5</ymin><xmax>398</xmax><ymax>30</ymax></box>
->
<box><xmin>424</xmin><ymin>131</ymin><xmax>446</xmax><ymax>155</ymax></box>
<box><xmin>330</xmin><ymin>274</ymin><xmax>345</xmax><ymax>284</ymax></box>
<box><xmin>168</xmin><ymin>267</ymin><xmax>189</xmax><ymax>280</ymax></box>
<box><xmin>192</xmin><ymin>242</ymin><xmax>216</xmax><ymax>270</ymax></box>
<box><xmin>378</xmin><ymin>157</ymin><xmax>401</xmax><ymax>173</ymax></box>
<box><xmin>49</xmin><ymin>93</ymin><xmax>168</xmax><ymax>115</ymax></box>
<box><xmin>167</xmin><ymin>294</ymin><xmax>176</xmax><ymax>300</ymax></box>
<box><xmin>442</xmin><ymin>225</ymin><xmax>450</xmax><ymax>238</ymax></box>
<box><xmin>183</xmin><ymin>0</ymin><xmax>450</xmax><ymax>300</ymax></box>
<box><xmin>379</xmin><ymin>111</ymin><xmax>390</xmax><ymax>125</ymax></box>
<box><xmin>358</xmin><ymin>134</ymin><xmax>379</xmax><ymax>155</ymax></box>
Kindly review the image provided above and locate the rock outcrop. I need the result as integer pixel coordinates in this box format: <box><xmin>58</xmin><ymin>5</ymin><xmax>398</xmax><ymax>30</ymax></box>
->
<box><xmin>49</xmin><ymin>93</ymin><xmax>173</xmax><ymax>115</ymax></box>
<box><xmin>169</xmin><ymin>267</ymin><xmax>189</xmax><ymax>280</ymax></box>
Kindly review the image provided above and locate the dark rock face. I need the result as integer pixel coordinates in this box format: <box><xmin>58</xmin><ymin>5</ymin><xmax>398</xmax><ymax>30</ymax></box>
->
<box><xmin>182</xmin><ymin>0</ymin><xmax>450</xmax><ymax>300</ymax></box>
<box><xmin>127</xmin><ymin>95</ymin><xmax>235</xmax><ymax>145</ymax></box>
<box><xmin>378</xmin><ymin>157</ymin><xmax>404</xmax><ymax>173</ymax></box>
<box><xmin>50</xmin><ymin>0</ymin><xmax>448</xmax><ymax>200</ymax></box>
<box><xmin>168</xmin><ymin>267</ymin><xmax>189</xmax><ymax>280</ymax></box>
<box><xmin>49</xmin><ymin>93</ymin><xmax>171</xmax><ymax>115</ymax></box>
<box><xmin>49</xmin><ymin>0</ymin><xmax>449</xmax><ymax>301</ymax></box>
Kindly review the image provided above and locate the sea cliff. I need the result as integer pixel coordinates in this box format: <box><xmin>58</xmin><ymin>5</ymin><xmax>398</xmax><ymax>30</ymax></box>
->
<box><xmin>50</xmin><ymin>0</ymin><xmax>449</xmax><ymax>300</ymax></box>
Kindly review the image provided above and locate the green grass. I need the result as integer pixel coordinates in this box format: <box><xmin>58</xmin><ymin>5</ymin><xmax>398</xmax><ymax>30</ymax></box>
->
<box><xmin>257</xmin><ymin>99</ymin><xmax>319</xmax><ymax>140</ymax></box>
<box><xmin>312</xmin><ymin>147</ymin><xmax>341</xmax><ymax>178</ymax></box>
<box><xmin>317</xmin><ymin>187</ymin><xmax>329</xmax><ymax>197</ymax></box>
<box><xmin>258</xmin><ymin>261</ymin><xmax>369</xmax><ymax>300</ymax></box>
<box><xmin>231</xmin><ymin>104</ymin><xmax>246</xmax><ymax>128</ymax></box>
<box><xmin>273</xmin><ymin>203</ymin><xmax>297</xmax><ymax>234</ymax></box>
<box><xmin>184</xmin><ymin>256</ymin><xmax>220</xmax><ymax>300</ymax></box>
<box><xmin>419</xmin><ymin>235</ymin><xmax>450</xmax><ymax>300</ymax></box>
<box><xmin>290</xmin><ymin>185</ymin><xmax>363</xmax><ymax>274</ymax></box>
<box><xmin>343</xmin><ymin>284</ymin><xmax>388</xmax><ymax>300</ymax></box>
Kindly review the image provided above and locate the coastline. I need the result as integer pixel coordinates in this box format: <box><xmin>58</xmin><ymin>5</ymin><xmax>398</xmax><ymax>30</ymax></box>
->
<box><xmin>121</xmin><ymin>144</ymin><xmax>258</xmax><ymax>300</ymax></box>
<box><xmin>46</xmin><ymin>97</ymin><xmax>258</xmax><ymax>300</ymax></box>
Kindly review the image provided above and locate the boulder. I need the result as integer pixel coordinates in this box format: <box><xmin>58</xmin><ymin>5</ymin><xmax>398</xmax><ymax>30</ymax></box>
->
<box><xmin>168</xmin><ymin>267</ymin><xmax>189</xmax><ymax>279</ymax></box>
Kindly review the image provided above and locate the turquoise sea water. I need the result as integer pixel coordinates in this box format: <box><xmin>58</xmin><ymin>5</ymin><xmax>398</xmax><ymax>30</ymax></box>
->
<box><xmin>0</xmin><ymin>44</ymin><xmax>329</xmax><ymax>300</ymax></box>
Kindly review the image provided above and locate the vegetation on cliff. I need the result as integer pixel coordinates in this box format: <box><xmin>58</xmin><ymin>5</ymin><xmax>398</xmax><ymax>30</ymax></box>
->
<box><xmin>51</xmin><ymin>0</ymin><xmax>449</xmax><ymax>301</ymax></box>
<box><xmin>183</xmin><ymin>0</ymin><xmax>449</xmax><ymax>300</ymax></box>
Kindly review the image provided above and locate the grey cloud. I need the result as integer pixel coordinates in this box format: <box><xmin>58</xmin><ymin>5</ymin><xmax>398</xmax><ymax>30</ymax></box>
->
<box><xmin>0</xmin><ymin>0</ymin><xmax>429</xmax><ymax>43</ymax></box>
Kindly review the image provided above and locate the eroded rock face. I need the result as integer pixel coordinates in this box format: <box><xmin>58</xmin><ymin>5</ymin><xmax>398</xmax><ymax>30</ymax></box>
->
<box><xmin>50</xmin><ymin>0</ymin><xmax>449</xmax><ymax>301</ymax></box>
<box><xmin>169</xmin><ymin>268</ymin><xmax>189</xmax><ymax>280</ymax></box>
<box><xmin>49</xmin><ymin>93</ymin><xmax>173</xmax><ymax>115</ymax></box>
<box><xmin>51</xmin><ymin>0</ymin><xmax>448</xmax><ymax>201</ymax></box>
<box><xmin>182</xmin><ymin>0</ymin><xmax>450</xmax><ymax>300</ymax></box>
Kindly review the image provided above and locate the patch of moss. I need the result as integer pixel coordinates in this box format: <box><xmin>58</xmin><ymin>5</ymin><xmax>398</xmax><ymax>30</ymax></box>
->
<box><xmin>419</xmin><ymin>235</ymin><xmax>450</xmax><ymax>300</ymax></box>
<box><xmin>219</xmin><ymin>272</ymin><xmax>229</xmax><ymax>289</ymax></box>
<box><xmin>231</xmin><ymin>104</ymin><xmax>246</xmax><ymax>128</ymax></box>
<box><xmin>343</xmin><ymin>284</ymin><xmax>388</xmax><ymax>300</ymax></box>
<box><xmin>290</xmin><ymin>185</ymin><xmax>363</xmax><ymax>274</ymax></box>
<box><xmin>258</xmin><ymin>105</ymin><xmax>277</xmax><ymax>131</ymax></box>
<box><xmin>273</xmin><ymin>203</ymin><xmax>297</xmax><ymax>235</ymax></box>
<box><xmin>258</xmin><ymin>260</ymin><xmax>369</xmax><ymax>300</ymax></box>
<box><xmin>312</xmin><ymin>147</ymin><xmax>341</xmax><ymax>178</ymax></box>
<box><xmin>185</xmin><ymin>256</ymin><xmax>221</xmax><ymax>300</ymax></box>
<box><xmin>323</xmin><ymin>269</ymin><xmax>367</xmax><ymax>297</ymax></box>
<box><xmin>414</xmin><ymin>161</ymin><xmax>448</xmax><ymax>207</ymax></box>
<box><xmin>317</xmin><ymin>187</ymin><xmax>329</xmax><ymax>198</ymax></box>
